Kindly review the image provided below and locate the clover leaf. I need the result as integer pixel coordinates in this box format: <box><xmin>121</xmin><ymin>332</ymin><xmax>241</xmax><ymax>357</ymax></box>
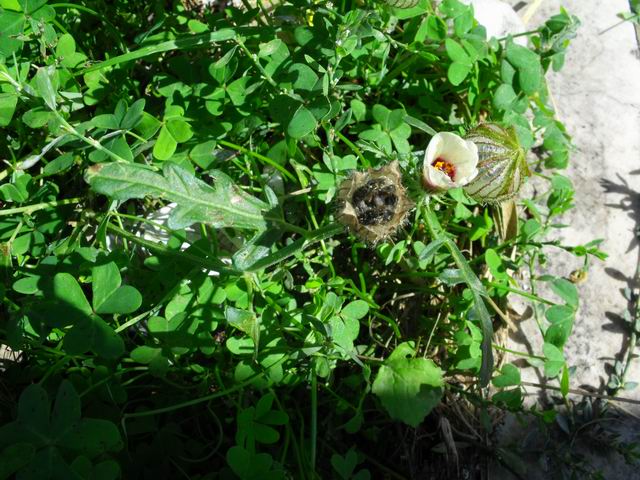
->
<box><xmin>0</xmin><ymin>381</ymin><xmax>122</xmax><ymax>480</ymax></box>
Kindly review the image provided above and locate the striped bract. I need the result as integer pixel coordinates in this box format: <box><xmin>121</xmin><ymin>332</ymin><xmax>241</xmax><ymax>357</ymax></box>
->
<box><xmin>462</xmin><ymin>124</ymin><xmax>529</xmax><ymax>203</ymax></box>
<box><xmin>381</xmin><ymin>0</ymin><xmax>421</xmax><ymax>8</ymax></box>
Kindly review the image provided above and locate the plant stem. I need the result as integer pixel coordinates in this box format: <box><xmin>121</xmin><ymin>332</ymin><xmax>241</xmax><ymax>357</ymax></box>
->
<box><xmin>614</xmin><ymin>252</ymin><xmax>640</xmax><ymax>393</ymax></box>
<box><xmin>218</xmin><ymin>139</ymin><xmax>297</xmax><ymax>182</ymax></box>
<box><xmin>310</xmin><ymin>364</ymin><xmax>318</xmax><ymax>474</ymax></box>
<box><xmin>0</xmin><ymin>197</ymin><xmax>82</xmax><ymax>216</ymax></box>
<box><xmin>123</xmin><ymin>370</ymin><xmax>267</xmax><ymax>420</ymax></box>
<box><xmin>487</xmin><ymin>281</ymin><xmax>557</xmax><ymax>306</ymax></box>
<box><xmin>493</xmin><ymin>344</ymin><xmax>545</xmax><ymax>361</ymax></box>
<box><xmin>335</xmin><ymin>131</ymin><xmax>370</xmax><ymax>167</ymax></box>
<box><xmin>521</xmin><ymin>381</ymin><xmax>640</xmax><ymax>406</ymax></box>
<box><xmin>244</xmin><ymin>223</ymin><xmax>344</xmax><ymax>272</ymax></box>
<box><xmin>422</xmin><ymin>199</ymin><xmax>494</xmax><ymax>387</ymax></box>
<box><xmin>496</xmin><ymin>28</ymin><xmax>542</xmax><ymax>41</ymax></box>
<box><xmin>105</xmin><ymin>222</ymin><xmax>236</xmax><ymax>274</ymax></box>
<box><xmin>235</xmin><ymin>36</ymin><xmax>279</xmax><ymax>88</ymax></box>
<box><xmin>50</xmin><ymin>2</ymin><xmax>127</xmax><ymax>51</ymax></box>
<box><xmin>55</xmin><ymin>112</ymin><xmax>130</xmax><ymax>163</ymax></box>
<box><xmin>255</xmin><ymin>0</ymin><xmax>273</xmax><ymax>25</ymax></box>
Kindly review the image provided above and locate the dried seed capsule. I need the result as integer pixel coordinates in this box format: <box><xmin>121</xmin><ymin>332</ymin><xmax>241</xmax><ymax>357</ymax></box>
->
<box><xmin>462</xmin><ymin>123</ymin><xmax>530</xmax><ymax>203</ymax></box>
<box><xmin>337</xmin><ymin>161</ymin><xmax>414</xmax><ymax>244</ymax></box>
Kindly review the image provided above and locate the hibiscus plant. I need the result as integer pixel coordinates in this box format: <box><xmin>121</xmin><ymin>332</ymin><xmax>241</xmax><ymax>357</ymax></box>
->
<box><xmin>0</xmin><ymin>0</ymin><xmax>607</xmax><ymax>478</ymax></box>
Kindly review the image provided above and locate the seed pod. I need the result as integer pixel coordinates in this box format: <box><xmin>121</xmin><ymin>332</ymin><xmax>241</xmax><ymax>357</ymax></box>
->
<box><xmin>462</xmin><ymin>123</ymin><xmax>530</xmax><ymax>203</ymax></box>
<box><xmin>381</xmin><ymin>0</ymin><xmax>420</xmax><ymax>8</ymax></box>
<box><xmin>336</xmin><ymin>161</ymin><xmax>414</xmax><ymax>244</ymax></box>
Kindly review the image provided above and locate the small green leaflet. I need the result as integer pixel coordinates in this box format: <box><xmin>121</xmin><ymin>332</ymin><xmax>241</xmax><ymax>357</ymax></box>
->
<box><xmin>372</xmin><ymin>342</ymin><xmax>443</xmax><ymax>427</ymax></box>
<box><xmin>85</xmin><ymin>162</ymin><xmax>268</xmax><ymax>230</ymax></box>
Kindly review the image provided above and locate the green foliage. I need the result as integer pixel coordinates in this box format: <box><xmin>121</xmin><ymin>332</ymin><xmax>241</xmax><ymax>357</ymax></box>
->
<box><xmin>0</xmin><ymin>381</ymin><xmax>122</xmax><ymax>479</ymax></box>
<box><xmin>85</xmin><ymin>162</ymin><xmax>268</xmax><ymax>230</ymax></box>
<box><xmin>372</xmin><ymin>342</ymin><xmax>443</xmax><ymax>427</ymax></box>
<box><xmin>0</xmin><ymin>0</ymin><xmax>597</xmax><ymax>477</ymax></box>
<box><xmin>331</xmin><ymin>448</ymin><xmax>371</xmax><ymax>480</ymax></box>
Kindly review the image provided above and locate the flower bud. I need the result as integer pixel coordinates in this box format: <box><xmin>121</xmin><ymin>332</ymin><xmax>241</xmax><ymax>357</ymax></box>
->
<box><xmin>337</xmin><ymin>161</ymin><xmax>414</xmax><ymax>244</ymax></box>
<box><xmin>462</xmin><ymin>123</ymin><xmax>530</xmax><ymax>203</ymax></box>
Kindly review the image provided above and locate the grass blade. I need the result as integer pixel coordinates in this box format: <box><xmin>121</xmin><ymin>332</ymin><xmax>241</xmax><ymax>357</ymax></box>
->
<box><xmin>422</xmin><ymin>199</ymin><xmax>494</xmax><ymax>386</ymax></box>
<box><xmin>244</xmin><ymin>223</ymin><xmax>344</xmax><ymax>272</ymax></box>
<box><xmin>82</xmin><ymin>29</ymin><xmax>237</xmax><ymax>73</ymax></box>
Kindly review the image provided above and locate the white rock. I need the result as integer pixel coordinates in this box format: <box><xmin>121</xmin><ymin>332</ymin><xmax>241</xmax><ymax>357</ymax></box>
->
<box><xmin>460</xmin><ymin>0</ymin><xmax>528</xmax><ymax>45</ymax></box>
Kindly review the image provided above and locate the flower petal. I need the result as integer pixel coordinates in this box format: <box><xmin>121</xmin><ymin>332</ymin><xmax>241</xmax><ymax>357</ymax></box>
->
<box><xmin>422</xmin><ymin>132</ymin><xmax>479</xmax><ymax>190</ymax></box>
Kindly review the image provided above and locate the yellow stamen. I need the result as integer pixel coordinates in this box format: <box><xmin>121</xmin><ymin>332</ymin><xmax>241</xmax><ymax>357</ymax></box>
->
<box><xmin>432</xmin><ymin>158</ymin><xmax>456</xmax><ymax>180</ymax></box>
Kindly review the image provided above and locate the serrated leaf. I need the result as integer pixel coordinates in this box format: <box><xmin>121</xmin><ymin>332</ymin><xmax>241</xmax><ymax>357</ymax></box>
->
<box><xmin>85</xmin><ymin>162</ymin><xmax>268</xmax><ymax>230</ymax></box>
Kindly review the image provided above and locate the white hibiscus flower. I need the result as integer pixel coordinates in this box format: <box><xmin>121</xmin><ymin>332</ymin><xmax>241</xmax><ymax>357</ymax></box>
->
<box><xmin>422</xmin><ymin>132</ymin><xmax>479</xmax><ymax>190</ymax></box>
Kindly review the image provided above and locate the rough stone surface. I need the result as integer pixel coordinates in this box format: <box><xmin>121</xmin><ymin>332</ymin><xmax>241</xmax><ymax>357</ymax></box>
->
<box><xmin>490</xmin><ymin>0</ymin><xmax>640</xmax><ymax>478</ymax></box>
<box><xmin>507</xmin><ymin>0</ymin><xmax>640</xmax><ymax>404</ymax></box>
